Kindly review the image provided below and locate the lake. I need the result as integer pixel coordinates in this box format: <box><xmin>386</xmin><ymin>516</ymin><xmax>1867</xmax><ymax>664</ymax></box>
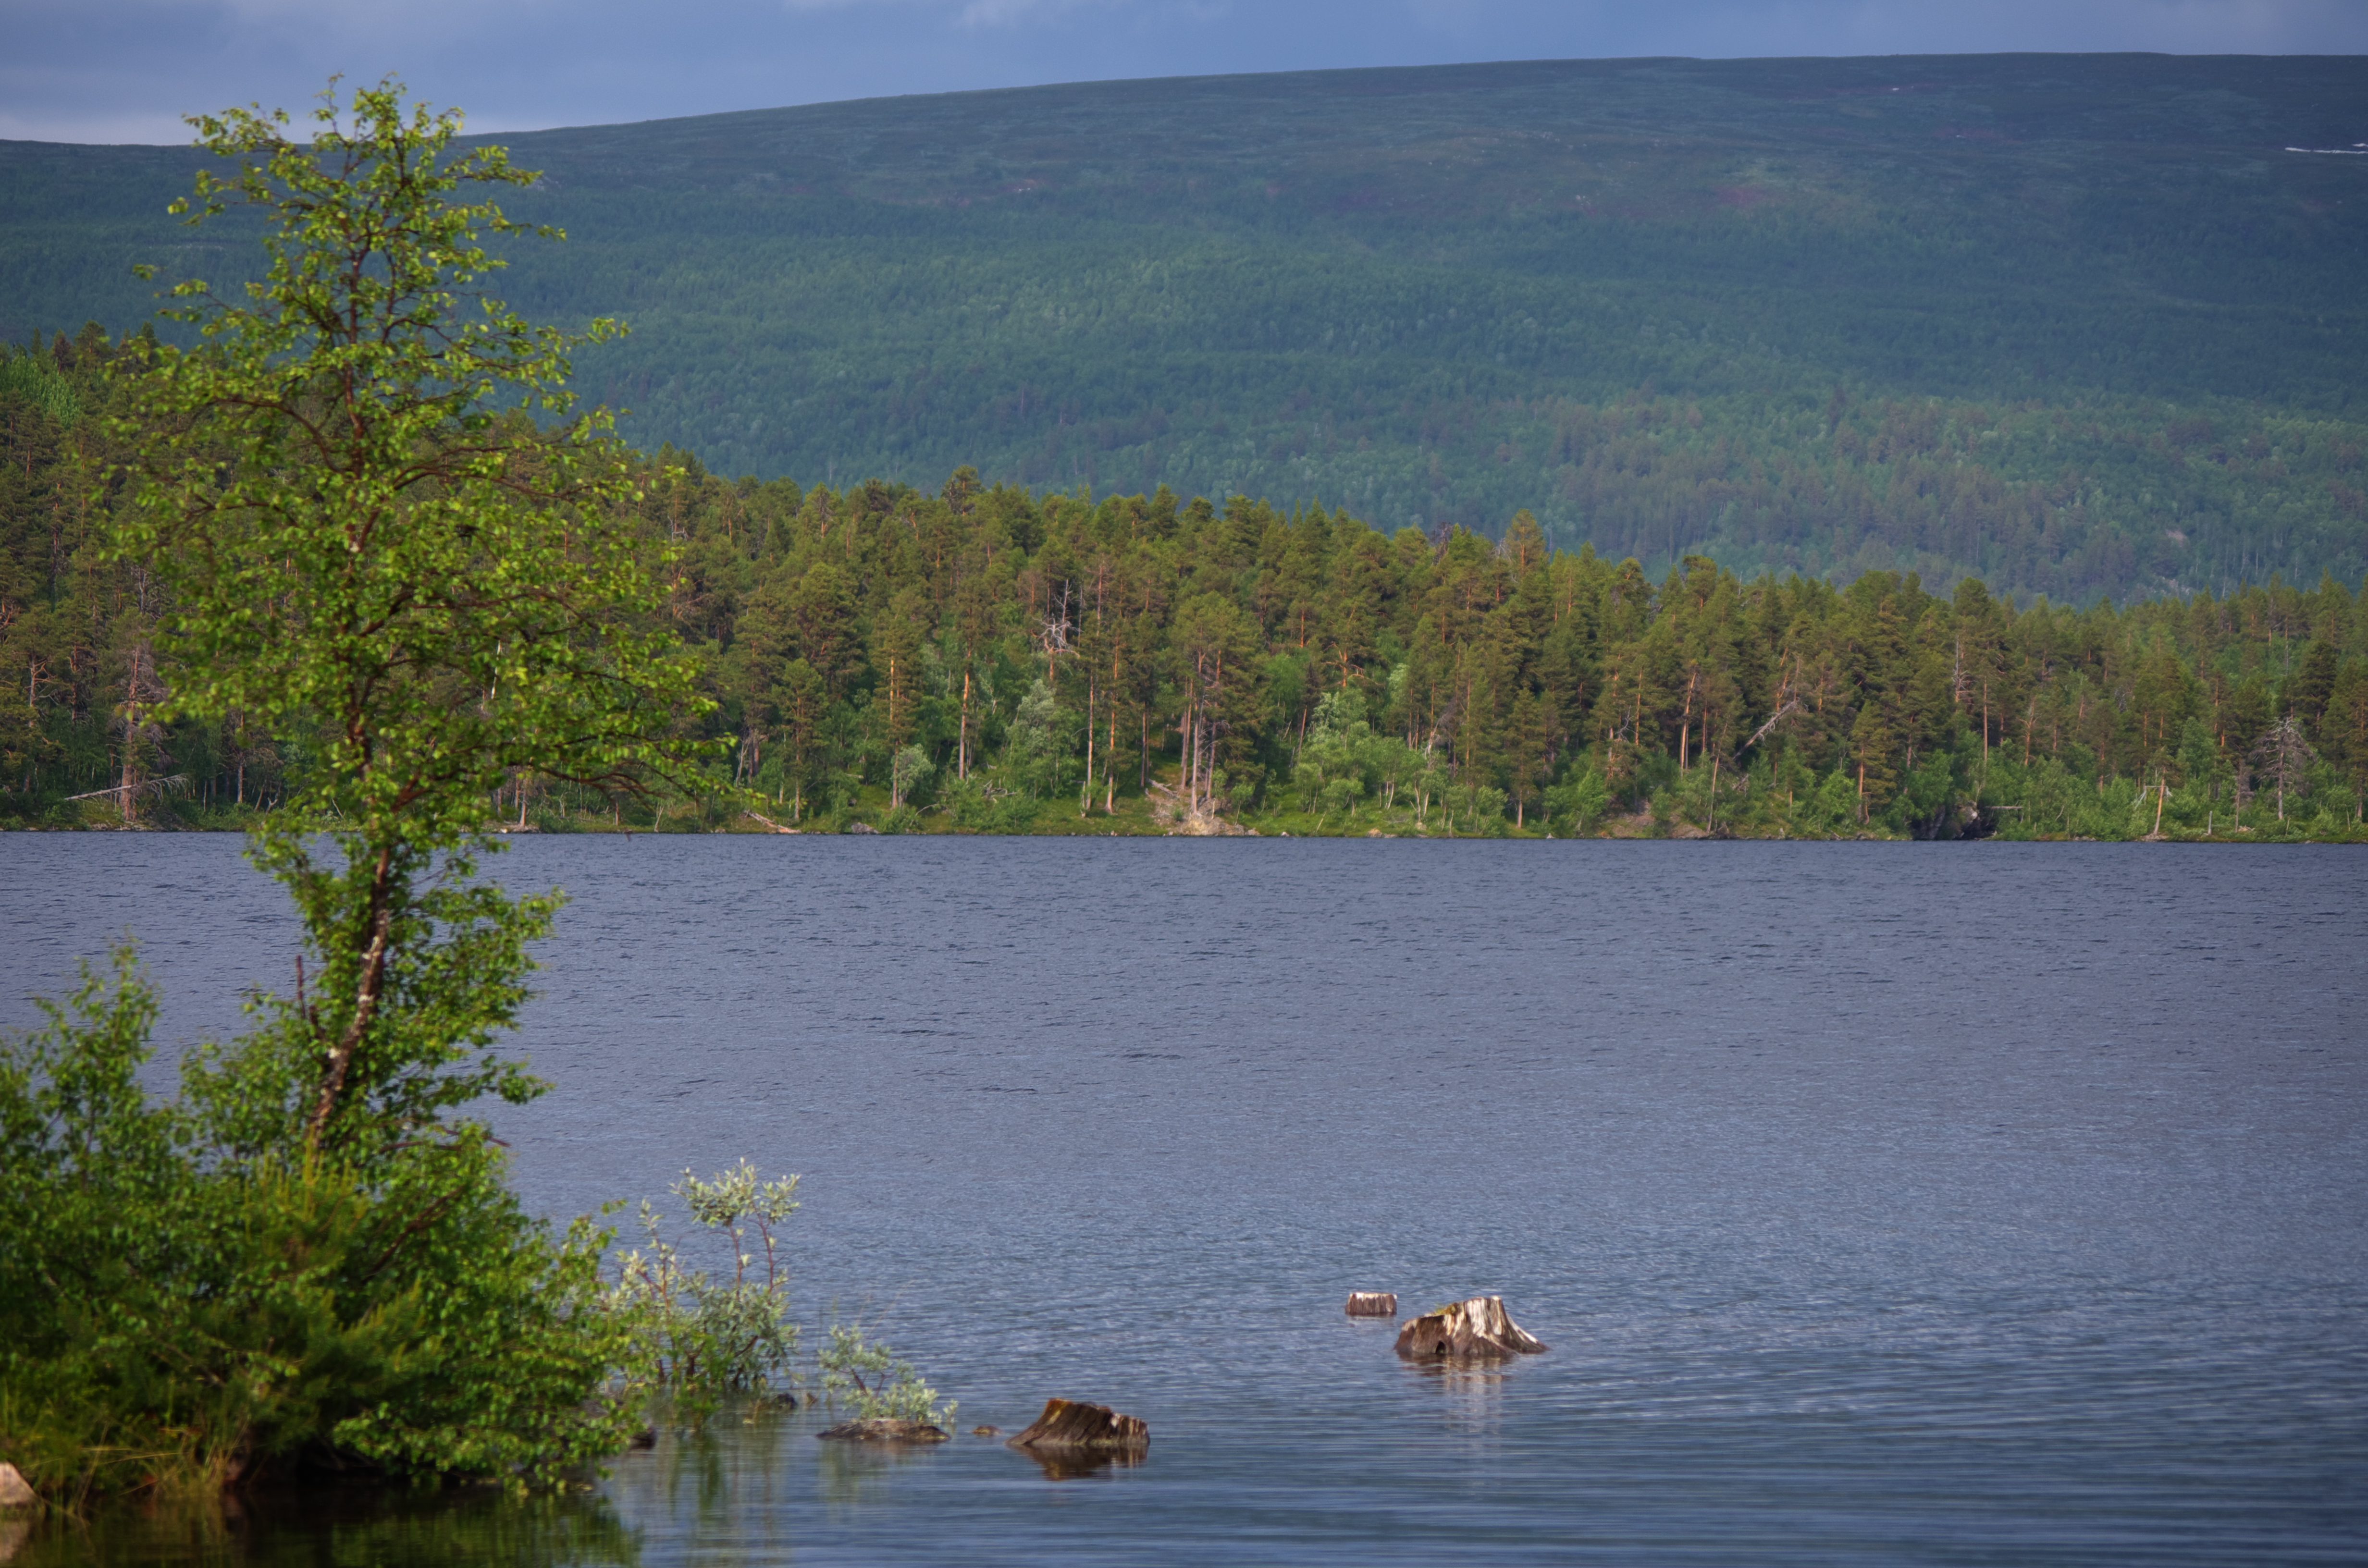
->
<box><xmin>3</xmin><ymin>837</ymin><xmax>2364</xmax><ymax>1565</ymax></box>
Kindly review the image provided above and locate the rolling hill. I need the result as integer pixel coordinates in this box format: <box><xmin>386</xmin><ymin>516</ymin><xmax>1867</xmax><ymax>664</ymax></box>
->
<box><xmin>4</xmin><ymin>53</ymin><xmax>2365</xmax><ymax>601</ymax></box>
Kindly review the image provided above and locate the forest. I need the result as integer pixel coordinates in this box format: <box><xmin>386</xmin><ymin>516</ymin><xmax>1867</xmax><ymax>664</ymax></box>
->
<box><xmin>6</xmin><ymin>327</ymin><xmax>2364</xmax><ymax>842</ymax></box>
<box><xmin>5</xmin><ymin>54</ymin><xmax>2365</xmax><ymax>606</ymax></box>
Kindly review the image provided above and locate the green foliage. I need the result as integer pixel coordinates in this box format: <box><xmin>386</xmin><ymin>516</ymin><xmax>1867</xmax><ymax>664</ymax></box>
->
<box><xmin>0</xmin><ymin>352</ymin><xmax>79</xmax><ymax>427</ymax></box>
<box><xmin>0</xmin><ymin>953</ymin><xmax>640</xmax><ymax>1502</ymax></box>
<box><xmin>608</xmin><ymin>1163</ymin><xmax>802</xmax><ymax>1423</ymax></box>
<box><xmin>1294</xmin><ymin>687</ymin><xmax>1386</xmax><ymax>823</ymax></box>
<box><xmin>1002</xmin><ymin>679</ymin><xmax>1073</xmax><ymax>800</ymax></box>
<box><xmin>889</xmin><ymin>744</ymin><xmax>933</xmax><ymax>809</ymax></box>
<box><xmin>1544</xmin><ymin>770</ymin><xmax>1611</xmax><ymax>835</ymax></box>
<box><xmin>105</xmin><ymin>78</ymin><xmax>709</xmax><ymax>1152</ymax></box>
<box><xmin>1</xmin><ymin>80</ymin><xmax>716</xmax><ymax>1503</ymax></box>
<box><xmin>816</xmin><ymin>1323</ymin><xmax>955</xmax><ymax>1431</ymax></box>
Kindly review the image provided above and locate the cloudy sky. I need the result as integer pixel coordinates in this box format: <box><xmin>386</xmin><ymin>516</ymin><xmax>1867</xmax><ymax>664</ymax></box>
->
<box><xmin>6</xmin><ymin>0</ymin><xmax>2364</xmax><ymax>144</ymax></box>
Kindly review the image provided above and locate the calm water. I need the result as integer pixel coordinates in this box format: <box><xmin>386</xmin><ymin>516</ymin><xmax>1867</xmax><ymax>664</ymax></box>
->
<box><xmin>3</xmin><ymin>837</ymin><xmax>2365</xmax><ymax>1566</ymax></box>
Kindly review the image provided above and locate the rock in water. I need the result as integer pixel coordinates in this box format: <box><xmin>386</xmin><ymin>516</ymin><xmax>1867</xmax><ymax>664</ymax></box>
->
<box><xmin>1006</xmin><ymin>1398</ymin><xmax>1149</xmax><ymax>1453</ymax></box>
<box><xmin>816</xmin><ymin>1418</ymin><xmax>950</xmax><ymax>1443</ymax></box>
<box><xmin>0</xmin><ymin>1463</ymin><xmax>34</xmax><ymax>1508</ymax></box>
<box><xmin>1345</xmin><ymin>1291</ymin><xmax>1399</xmax><ymax>1317</ymax></box>
<box><xmin>1393</xmin><ymin>1295</ymin><xmax>1547</xmax><ymax>1360</ymax></box>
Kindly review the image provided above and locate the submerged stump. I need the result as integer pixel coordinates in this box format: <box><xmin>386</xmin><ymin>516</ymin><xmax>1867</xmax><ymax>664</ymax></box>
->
<box><xmin>1345</xmin><ymin>1291</ymin><xmax>1399</xmax><ymax>1317</ymax></box>
<box><xmin>816</xmin><ymin>1418</ymin><xmax>950</xmax><ymax>1443</ymax></box>
<box><xmin>1393</xmin><ymin>1296</ymin><xmax>1547</xmax><ymax>1360</ymax></box>
<box><xmin>1006</xmin><ymin>1398</ymin><xmax>1149</xmax><ymax>1453</ymax></box>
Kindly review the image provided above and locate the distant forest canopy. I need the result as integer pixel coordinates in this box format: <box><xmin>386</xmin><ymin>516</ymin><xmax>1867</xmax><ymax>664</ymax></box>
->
<box><xmin>4</xmin><ymin>54</ymin><xmax>2366</xmax><ymax>604</ymax></box>
<box><xmin>6</xmin><ymin>330</ymin><xmax>2366</xmax><ymax>841</ymax></box>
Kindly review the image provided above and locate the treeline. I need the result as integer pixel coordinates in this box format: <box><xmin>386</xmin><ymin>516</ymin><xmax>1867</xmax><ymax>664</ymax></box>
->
<box><xmin>5</xmin><ymin>329</ymin><xmax>2366</xmax><ymax>841</ymax></box>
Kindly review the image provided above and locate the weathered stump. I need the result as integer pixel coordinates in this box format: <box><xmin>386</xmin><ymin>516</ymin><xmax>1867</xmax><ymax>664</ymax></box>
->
<box><xmin>0</xmin><ymin>1464</ymin><xmax>35</xmax><ymax>1509</ymax></box>
<box><xmin>1345</xmin><ymin>1291</ymin><xmax>1399</xmax><ymax>1317</ymax></box>
<box><xmin>1393</xmin><ymin>1296</ymin><xmax>1546</xmax><ymax>1360</ymax></box>
<box><xmin>1005</xmin><ymin>1398</ymin><xmax>1148</xmax><ymax>1453</ymax></box>
<box><xmin>816</xmin><ymin>1418</ymin><xmax>950</xmax><ymax>1443</ymax></box>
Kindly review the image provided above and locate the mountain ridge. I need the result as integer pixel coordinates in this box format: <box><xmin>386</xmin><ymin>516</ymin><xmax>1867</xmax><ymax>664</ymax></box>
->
<box><xmin>4</xmin><ymin>53</ymin><xmax>2365</xmax><ymax>601</ymax></box>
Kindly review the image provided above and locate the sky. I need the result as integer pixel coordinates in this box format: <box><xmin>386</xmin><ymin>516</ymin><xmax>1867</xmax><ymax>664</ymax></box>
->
<box><xmin>5</xmin><ymin>0</ymin><xmax>2366</xmax><ymax>145</ymax></box>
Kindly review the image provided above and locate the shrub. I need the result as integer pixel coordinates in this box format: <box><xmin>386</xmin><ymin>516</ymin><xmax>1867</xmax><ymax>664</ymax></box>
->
<box><xmin>0</xmin><ymin>954</ymin><xmax>640</xmax><ymax>1502</ymax></box>
<box><xmin>609</xmin><ymin>1164</ymin><xmax>802</xmax><ymax>1424</ymax></box>
<box><xmin>816</xmin><ymin>1323</ymin><xmax>956</xmax><ymax>1430</ymax></box>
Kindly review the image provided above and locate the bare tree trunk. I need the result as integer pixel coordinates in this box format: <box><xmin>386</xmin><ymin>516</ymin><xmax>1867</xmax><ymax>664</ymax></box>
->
<box><xmin>1081</xmin><ymin>675</ymin><xmax>1095</xmax><ymax>816</ymax></box>
<box><xmin>1185</xmin><ymin>699</ymin><xmax>1201</xmax><ymax>816</ymax></box>
<box><xmin>119</xmin><ymin>700</ymin><xmax>137</xmax><ymax>826</ymax></box>
<box><xmin>1677</xmin><ymin>670</ymin><xmax>1696</xmax><ymax>770</ymax></box>
<box><xmin>307</xmin><ymin>845</ymin><xmax>395</xmax><ymax>1149</ymax></box>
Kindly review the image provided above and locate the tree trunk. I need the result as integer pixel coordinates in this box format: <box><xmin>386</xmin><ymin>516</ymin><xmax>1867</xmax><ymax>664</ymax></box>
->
<box><xmin>307</xmin><ymin>845</ymin><xmax>396</xmax><ymax>1148</ymax></box>
<box><xmin>817</xmin><ymin>1418</ymin><xmax>948</xmax><ymax>1444</ymax></box>
<box><xmin>1081</xmin><ymin>675</ymin><xmax>1095</xmax><ymax>816</ymax></box>
<box><xmin>1394</xmin><ymin>1296</ymin><xmax>1547</xmax><ymax>1360</ymax></box>
<box><xmin>1006</xmin><ymin>1398</ymin><xmax>1148</xmax><ymax>1452</ymax></box>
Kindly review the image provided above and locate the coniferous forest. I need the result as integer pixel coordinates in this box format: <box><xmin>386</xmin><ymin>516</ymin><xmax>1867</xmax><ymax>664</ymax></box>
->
<box><xmin>8</xmin><ymin>57</ymin><xmax>2367</xmax><ymax>608</ymax></box>
<box><xmin>6</xmin><ymin>329</ymin><xmax>2364</xmax><ymax>841</ymax></box>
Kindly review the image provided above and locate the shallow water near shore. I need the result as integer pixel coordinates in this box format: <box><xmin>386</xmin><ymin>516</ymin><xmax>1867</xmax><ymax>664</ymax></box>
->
<box><xmin>4</xmin><ymin>837</ymin><xmax>2365</xmax><ymax>1566</ymax></box>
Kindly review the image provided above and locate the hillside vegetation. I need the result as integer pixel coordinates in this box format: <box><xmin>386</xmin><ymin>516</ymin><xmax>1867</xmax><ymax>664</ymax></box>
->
<box><xmin>6</xmin><ymin>331</ymin><xmax>2364</xmax><ymax>841</ymax></box>
<box><xmin>3</xmin><ymin>54</ymin><xmax>2365</xmax><ymax>603</ymax></box>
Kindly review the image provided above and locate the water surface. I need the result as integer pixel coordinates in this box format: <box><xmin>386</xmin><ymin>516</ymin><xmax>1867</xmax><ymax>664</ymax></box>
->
<box><xmin>4</xmin><ymin>838</ymin><xmax>2363</xmax><ymax>1565</ymax></box>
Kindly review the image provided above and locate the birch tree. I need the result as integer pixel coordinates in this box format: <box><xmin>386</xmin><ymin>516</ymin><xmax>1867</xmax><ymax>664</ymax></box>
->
<box><xmin>111</xmin><ymin>78</ymin><xmax>707</xmax><ymax>1155</ymax></box>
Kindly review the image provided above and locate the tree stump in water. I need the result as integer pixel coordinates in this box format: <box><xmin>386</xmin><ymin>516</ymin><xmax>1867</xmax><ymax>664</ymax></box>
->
<box><xmin>1345</xmin><ymin>1291</ymin><xmax>1398</xmax><ymax>1317</ymax></box>
<box><xmin>1006</xmin><ymin>1398</ymin><xmax>1149</xmax><ymax>1453</ymax></box>
<box><xmin>816</xmin><ymin>1418</ymin><xmax>950</xmax><ymax>1443</ymax></box>
<box><xmin>1393</xmin><ymin>1296</ymin><xmax>1546</xmax><ymax>1360</ymax></box>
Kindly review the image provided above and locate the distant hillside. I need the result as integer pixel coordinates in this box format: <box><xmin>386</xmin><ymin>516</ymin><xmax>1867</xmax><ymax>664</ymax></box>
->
<box><xmin>4</xmin><ymin>54</ymin><xmax>2366</xmax><ymax>601</ymax></box>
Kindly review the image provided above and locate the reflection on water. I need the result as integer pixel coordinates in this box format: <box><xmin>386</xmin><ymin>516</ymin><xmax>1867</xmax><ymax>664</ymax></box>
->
<box><xmin>5</xmin><ymin>1483</ymin><xmax>635</xmax><ymax>1568</ymax></box>
<box><xmin>607</xmin><ymin>1411</ymin><xmax>806</xmax><ymax>1561</ymax></box>
<box><xmin>1408</xmin><ymin>1358</ymin><xmax>1517</xmax><ymax>1433</ymax></box>
<box><xmin>815</xmin><ymin>1433</ymin><xmax>938</xmax><ymax>1510</ymax></box>
<box><xmin>1015</xmin><ymin>1446</ymin><xmax>1147</xmax><ymax>1482</ymax></box>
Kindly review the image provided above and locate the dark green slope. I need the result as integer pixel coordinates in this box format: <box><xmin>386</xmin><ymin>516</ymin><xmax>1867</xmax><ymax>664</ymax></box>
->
<box><xmin>4</xmin><ymin>54</ymin><xmax>2365</xmax><ymax>600</ymax></box>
